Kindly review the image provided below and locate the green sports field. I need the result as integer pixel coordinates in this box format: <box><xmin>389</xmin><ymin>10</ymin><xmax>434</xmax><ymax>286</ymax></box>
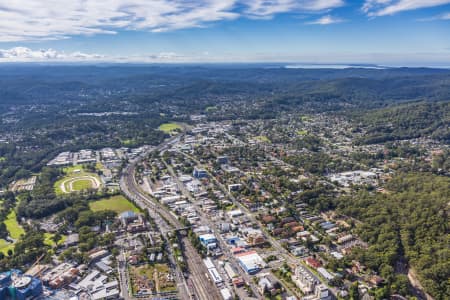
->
<box><xmin>54</xmin><ymin>165</ymin><xmax>101</xmax><ymax>195</ymax></box>
<box><xmin>71</xmin><ymin>179</ymin><xmax>94</xmax><ymax>190</ymax></box>
<box><xmin>158</xmin><ymin>123</ymin><xmax>182</xmax><ymax>133</ymax></box>
<box><xmin>89</xmin><ymin>195</ymin><xmax>140</xmax><ymax>214</ymax></box>
<box><xmin>254</xmin><ymin>135</ymin><xmax>271</xmax><ymax>143</ymax></box>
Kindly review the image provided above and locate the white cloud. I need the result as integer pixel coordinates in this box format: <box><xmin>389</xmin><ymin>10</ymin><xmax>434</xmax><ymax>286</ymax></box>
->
<box><xmin>2</xmin><ymin>47</ymin><xmax>450</xmax><ymax>66</ymax></box>
<box><xmin>0</xmin><ymin>0</ymin><xmax>345</xmax><ymax>42</ymax></box>
<box><xmin>307</xmin><ymin>15</ymin><xmax>345</xmax><ymax>24</ymax></box>
<box><xmin>363</xmin><ymin>0</ymin><xmax>450</xmax><ymax>16</ymax></box>
<box><xmin>419</xmin><ymin>12</ymin><xmax>450</xmax><ymax>21</ymax></box>
<box><xmin>0</xmin><ymin>47</ymin><xmax>193</xmax><ymax>62</ymax></box>
<box><xmin>0</xmin><ymin>47</ymin><xmax>104</xmax><ymax>61</ymax></box>
<box><xmin>243</xmin><ymin>0</ymin><xmax>344</xmax><ymax>18</ymax></box>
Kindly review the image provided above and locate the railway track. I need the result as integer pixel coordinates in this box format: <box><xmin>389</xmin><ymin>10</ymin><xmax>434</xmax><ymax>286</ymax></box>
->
<box><xmin>120</xmin><ymin>136</ymin><xmax>221</xmax><ymax>300</ymax></box>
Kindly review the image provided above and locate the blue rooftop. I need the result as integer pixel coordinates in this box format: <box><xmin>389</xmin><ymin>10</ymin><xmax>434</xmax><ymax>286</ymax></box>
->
<box><xmin>120</xmin><ymin>211</ymin><xmax>136</xmax><ymax>219</ymax></box>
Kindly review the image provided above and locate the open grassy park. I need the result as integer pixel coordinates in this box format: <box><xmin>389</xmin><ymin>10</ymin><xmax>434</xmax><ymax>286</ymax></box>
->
<box><xmin>0</xmin><ymin>210</ymin><xmax>25</xmax><ymax>255</ymax></box>
<box><xmin>254</xmin><ymin>135</ymin><xmax>271</xmax><ymax>143</ymax></box>
<box><xmin>89</xmin><ymin>195</ymin><xmax>140</xmax><ymax>214</ymax></box>
<box><xmin>158</xmin><ymin>123</ymin><xmax>182</xmax><ymax>134</ymax></box>
<box><xmin>54</xmin><ymin>165</ymin><xmax>101</xmax><ymax>195</ymax></box>
<box><xmin>296</xmin><ymin>129</ymin><xmax>308</xmax><ymax>136</ymax></box>
<box><xmin>44</xmin><ymin>233</ymin><xmax>67</xmax><ymax>247</ymax></box>
<box><xmin>0</xmin><ymin>239</ymin><xmax>14</xmax><ymax>255</ymax></box>
<box><xmin>4</xmin><ymin>210</ymin><xmax>25</xmax><ymax>240</ymax></box>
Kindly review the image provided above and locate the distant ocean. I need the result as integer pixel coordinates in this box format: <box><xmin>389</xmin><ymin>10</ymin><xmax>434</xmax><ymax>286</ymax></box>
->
<box><xmin>284</xmin><ymin>64</ymin><xmax>386</xmax><ymax>69</ymax></box>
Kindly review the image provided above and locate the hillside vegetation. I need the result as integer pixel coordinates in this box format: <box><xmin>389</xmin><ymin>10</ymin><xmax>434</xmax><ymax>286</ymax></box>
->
<box><xmin>338</xmin><ymin>173</ymin><xmax>450</xmax><ymax>299</ymax></box>
<box><xmin>355</xmin><ymin>101</ymin><xmax>450</xmax><ymax>144</ymax></box>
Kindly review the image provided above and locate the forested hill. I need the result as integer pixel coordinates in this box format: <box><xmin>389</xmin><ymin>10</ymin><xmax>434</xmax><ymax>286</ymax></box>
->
<box><xmin>0</xmin><ymin>65</ymin><xmax>450</xmax><ymax>109</ymax></box>
<box><xmin>338</xmin><ymin>173</ymin><xmax>450</xmax><ymax>300</ymax></box>
<box><xmin>354</xmin><ymin>101</ymin><xmax>450</xmax><ymax>144</ymax></box>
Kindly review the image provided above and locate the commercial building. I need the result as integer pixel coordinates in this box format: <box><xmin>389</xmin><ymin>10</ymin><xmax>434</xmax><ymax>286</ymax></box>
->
<box><xmin>217</xmin><ymin>156</ymin><xmax>229</xmax><ymax>165</ymax></box>
<box><xmin>119</xmin><ymin>211</ymin><xmax>147</xmax><ymax>232</ymax></box>
<box><xmin>199</xmin><ymin>233</ymin><xmax>217</xmax><ymax>248</ymax></box>
<box><xmin>208</xmin><ymin>268</ymin><xmax>223</xmax><ymax>285</ymax></box>
<box><xmin>88</xmin><ymin>249</ymin><xmax>110</xmax><ymax>263</ymax></box>
<box><xmin>193</xmin><ymin>167</ymin><xmax>208</xmax><ymax>179</ymax></box>
<box><xmin>0</xmin><ymin>270</ymin><xmax>43</xmax><ymax>300</ymax></box>
<box><xmin>317</xmin><ymin>267</ymin><xmax>335</xmax><ymax>282</ymax></box>
<box><xmin>203</xmin><ymin>258</ymin><xmax>223</xmax><ymax>285</ymax></box>
<box><xmin>41</xmin><ymin>263</ymin><xmax>79</xmax><ymax>289</ymax></box>
<box><xmin>227</xmin><ymin>209</ymin><xmax>244</xmax><ymax>219</ymax></box>
<box><xmin>246</xmin><ymin>231</ymin><xmax>266</xmax><ymax>246</ymax></box>
<box><xmin>75</xmin><ymin>270</ymin><xmax>119</xmax><ymax>300</ymax></box>
<box><xmin>220</xmin><ymin>287</ymin><xmax>232</xmax><ymax>300</ymax></box>
<box><xmin>236</xmin><ymin>251</ymin><xmax>266</xmax><ymax>274</ymax></box>
<box><xmin>224</xmin><ymin>263</ymin><xmax>237</xmax><ymax>280</ymax></box>
<box><xmin>160</xmin><ymin>195</ymin><xmax>181</xmax><ymax>204</ymax></box>
<box><xmin>203</xmin><ymin>257</ymin><xmax>215</xmax><ymax>270</ymax></box>
<box><xmin>228</xmin><ymin>184</ymin><xmax>242</xmax><ymax>192</ymax></box>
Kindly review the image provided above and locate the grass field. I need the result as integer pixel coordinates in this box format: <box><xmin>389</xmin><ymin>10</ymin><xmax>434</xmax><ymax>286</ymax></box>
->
<box><xmin>301</xmin><ymin>115</ymin><xmax>312</xmax><ymax>121</ymax></box>
<box><xmin>0</xmin><ymin>210</ymin><xmax>25</xmax><ymax>255</ymax></box>
<box><xmin>63</xmin><ymin>165</ymin><xmax>83</xmax><ymax>173</ymax></box>
<box><xmin>44</xmin><ymin>233</ymin><xmax>67</xmax><ymax>247</ymax></box>
<box><xmin>121</xmin><ymin>139</ymin><xmax>135</xmax><ymax>146</ymax></box>
<box><xmin>4</xmin><ymin>210</ymin><xmax>25</xmax><ymax>240</ymax></box>
<box><xmin>205</xmin><ymin>106</ymin><xmax>218</xmax><ymax>112</ymax></box>
<box><xmin>297</xmin><ymin>129</ymin><xmax>308</xmax><ymax>136</ymax></box>
<box><xmin>158</xmin><ymin>123</ymin><xmax>182</xmax><ymax>133</ymax></box>
<box><xmin>0</xmin><ymin>239</ymin><xmax>14</xmax><ymax>255</ymax></box>
<box><xmin>89</xmin><ymin>195</ymin><xmax>140</xmax><ymax>214</ymax></box>
<box><xmin>71</xmin><ymin>179</ymin><xmax>94</xmax><ymax>191</ymax></box>
<box><xmin>54</xmin><ymin>165</ymin><xmax>101</xmax><ymax>195</ymax></box>
<box><xmin>254</xmin><ymin>135</ymin><xmax>271</xmax><ymax>143</ymax></box>
<box><xmin>95</xmin><ymin>162</ymin><xmax>104</xmax><ymax>170</ymax></box>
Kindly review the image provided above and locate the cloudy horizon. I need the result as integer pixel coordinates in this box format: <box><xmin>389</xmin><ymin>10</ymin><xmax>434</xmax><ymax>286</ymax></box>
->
<box><xmin>0</xmin><ymin>1</ymin><xmax>449</xmax><ymax>66</ymax></box>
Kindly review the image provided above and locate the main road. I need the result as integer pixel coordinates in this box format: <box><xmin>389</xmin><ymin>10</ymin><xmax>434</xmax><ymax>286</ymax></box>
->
<box><xmin>177</xmin><ymin>135</ymin><xmax>338</xmax><ymax>297</ymax></box>
<box><xmin>162</xmin><ymin>159</ymin><xmax>260</xmax><ymax>299</ymax></box>
<box><xmin>120</xmin><ymin>134</ymin><xmax>222</xmax><ymax>300</ymax></box>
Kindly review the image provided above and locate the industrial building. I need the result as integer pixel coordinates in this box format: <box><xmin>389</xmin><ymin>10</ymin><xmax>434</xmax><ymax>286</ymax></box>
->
<box><xmin>224</xmin><ymin>262</ymin><xmax>237</xmax><ymax>280</ymax></box>
<box><xmin>203</xmin><ymin>258</ymin><xmax>223</xmax><ymax>285</ymax></box>
<box><xmin>73</xmin><ymin>270</ymin><xmax>119</xmax><ymax>300</ymax></box>
<box><xmin>220</xmin><ymin>287</ymin><xmax>232</xmax><ymax>300</ymax></box>
<box><xmin>208</xmin><ymin>268</ymin><xmax>223</xmax><ymax>285</ymax></box>
<box><xmin>0</xmin><ymin>270</ymin><xmax>43</xmax><ymax>300</ymax></box>
<box><xmin>236</xmin><ymin>251</ymin><xmax>265</xmax><ymax>274</ymax></box>
<box><xmin>199</xmin><ymin>233</ymin><xmax>217</xmax><ymax>248</ymax></box>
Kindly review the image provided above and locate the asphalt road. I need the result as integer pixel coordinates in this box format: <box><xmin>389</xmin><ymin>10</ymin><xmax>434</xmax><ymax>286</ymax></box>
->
<box><xmin>163</xmin><ymin>160</ymin><xmax>260</xmax><ymax>299</ymax></box>
<box><xmin>119</xmin><ymin>135</ymin><xmax>221</xmax><ymax>300</ymax></box>
<box><xmin>177</xmin><ymin>149</ymin><xmax>338</xmax><ymax>295</ymax></box>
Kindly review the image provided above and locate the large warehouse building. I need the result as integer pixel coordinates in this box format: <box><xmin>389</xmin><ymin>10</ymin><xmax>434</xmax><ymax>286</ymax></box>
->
<box><xmin>236</xmin><ymin>251</ymin><xmax>266</xmax><ymax>274</ymax></box>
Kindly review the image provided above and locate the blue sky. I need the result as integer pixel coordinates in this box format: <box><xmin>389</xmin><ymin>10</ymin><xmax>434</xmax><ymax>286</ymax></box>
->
<box><xmin>0</xmin><ymin>0</ymin><xmax>449</xmax><ymax>66</ymax></box>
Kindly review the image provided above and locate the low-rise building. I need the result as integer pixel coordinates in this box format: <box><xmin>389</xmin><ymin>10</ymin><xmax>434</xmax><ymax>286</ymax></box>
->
<box><xmin>236</xmin><ymin>251</ymin><xmax>266</xmax><ymax>274</ymax></box>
